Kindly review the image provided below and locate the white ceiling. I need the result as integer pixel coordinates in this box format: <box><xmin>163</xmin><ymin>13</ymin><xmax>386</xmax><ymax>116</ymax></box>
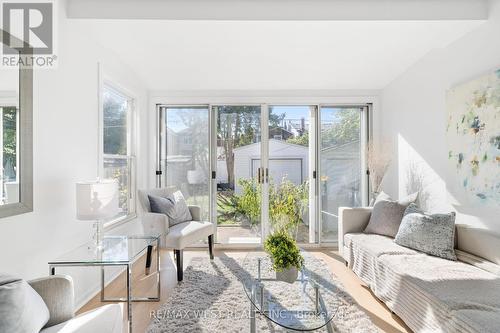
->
<box><xmin>80</xmin><ymin>19</ymin><xmax>483</xmax><ymax>91</ymax></box>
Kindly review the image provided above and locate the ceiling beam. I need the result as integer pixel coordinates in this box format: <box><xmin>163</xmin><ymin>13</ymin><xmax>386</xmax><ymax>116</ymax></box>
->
<box><xmin>66</xmin><ymin>0</ymin><xmax>488</xmax><ymax>21</ymax></box>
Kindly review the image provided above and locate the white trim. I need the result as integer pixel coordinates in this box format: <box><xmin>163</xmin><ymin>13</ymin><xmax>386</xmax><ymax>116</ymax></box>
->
<box><xmin>0</xmin><ymin>92</ymin><xmax>18</xmax><ymax>108</ymax></box>
<box><xmin>309</xmin><ymin>105</ymin><xmax>318</xmax><ymax>244</ymax></box>
<box><xmin>261</xmin><ymin>104</ymin><xmax>269</xmax><ymax>241</ymax></box>
<box><xmin>98</xmin><ymin>67</ymin><xmax>138</xmax><ymax>222</ymax></box>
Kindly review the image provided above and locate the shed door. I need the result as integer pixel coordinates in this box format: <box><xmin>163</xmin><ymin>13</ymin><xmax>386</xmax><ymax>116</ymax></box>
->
<box><xmin>252</xmin><ymin>158</ymin><xmax>303</xmax><ymax>185</ymax></box>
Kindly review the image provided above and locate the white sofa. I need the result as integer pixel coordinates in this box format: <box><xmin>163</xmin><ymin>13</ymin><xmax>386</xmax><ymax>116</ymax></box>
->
<box><xmin>30</xmin><ymin>275</ymin><xmax>123</xmax><ymax>333</ymax></box>
<box><xmin>339</xmin><ymin>207</ymin><xmax>500</xmax><ymax>333</ymax></box>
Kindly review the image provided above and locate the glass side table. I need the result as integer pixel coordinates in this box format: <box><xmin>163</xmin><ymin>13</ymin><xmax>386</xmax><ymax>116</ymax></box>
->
<box><xmin>48</xmin><ymin>234</ymin><xmax>161</xmax><ymax>333</ymax></box>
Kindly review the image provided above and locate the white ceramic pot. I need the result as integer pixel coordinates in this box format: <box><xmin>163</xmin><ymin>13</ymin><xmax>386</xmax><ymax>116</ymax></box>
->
<box><xmin>276</xmin><ymin>267</ymin><xmax>298</xmax><ymax>284</ymax></box>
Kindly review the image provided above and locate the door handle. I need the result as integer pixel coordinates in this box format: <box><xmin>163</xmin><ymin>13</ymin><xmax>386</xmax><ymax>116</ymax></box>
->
<box><xmin>257</xmin><ymin>167</ymin><xmax>262</xmax><ymax>184</ymax></box>
<box><xmin>265</xmin><ymin>168</ymin><xmax>269</xmax><ymax>183</ymax></box>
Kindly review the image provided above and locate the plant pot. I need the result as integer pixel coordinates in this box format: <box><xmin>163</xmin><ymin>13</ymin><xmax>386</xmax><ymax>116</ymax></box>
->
<box><xmin>276</xmin><ymin>267</ymin><xmax>298</xmax><ymax>284</ymax></box>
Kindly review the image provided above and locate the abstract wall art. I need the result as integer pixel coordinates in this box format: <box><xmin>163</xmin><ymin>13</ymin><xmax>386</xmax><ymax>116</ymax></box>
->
<box><xmin>446</xmin><ymin>69</ymin><xmax>500</xmax><ymax>205</ymax></box>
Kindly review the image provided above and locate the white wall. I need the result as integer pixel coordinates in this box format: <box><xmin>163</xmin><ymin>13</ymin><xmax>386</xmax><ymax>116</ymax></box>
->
<box><xmin>0</xmin><ymin>0</ymin><xmax>149</xmax><ymax>307</ymax></box>
<box><xmin>380</xmin><ymin>0</ymin><xmax>500</xmax><ymax>232</ymax></box>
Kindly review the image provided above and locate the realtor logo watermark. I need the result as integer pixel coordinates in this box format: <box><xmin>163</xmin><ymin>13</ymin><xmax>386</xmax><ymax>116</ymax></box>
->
<box><xmin>1</xmin><ymin>0</ymin><xmax>57</xmax><ymax>68</ymax></box>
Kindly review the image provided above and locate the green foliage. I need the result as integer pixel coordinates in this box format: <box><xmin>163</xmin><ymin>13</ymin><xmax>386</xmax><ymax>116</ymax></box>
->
<box><xmin>321</xmin><ymin>108</ymin><xmax>360</xmax><ymax>147</ymax></box>
<box><xmin>2</xmin><ymin>107</ymin><xmax>17</xmax><ymax>181</ymax></box>
<box><xmin>237</xmin><ymin>178</ymin><xmax>261</xmax><ymax>224</ymax></box>
<box><xmin>269</xmin><ymin>178</ymin><xmax>308</xmax><ymax>234</ymax></box>
<box><xmin>264</xmin><ymin>230</ymin><xmax>304</xmax><ymax>272</ymax></box>
<box><xmin>234</xmin><ymin>177</ymin><xmax>308</xmax><ymax>234</ymax></box>
<box><xmin>103</xmin><ymin>92</ymin><xmax>127</xmax><ymax>155</ymax></box>
<box><xmin>286</xmin><ymin>131</ymin><xmax>309</xmax><ymax>146</ymax></box>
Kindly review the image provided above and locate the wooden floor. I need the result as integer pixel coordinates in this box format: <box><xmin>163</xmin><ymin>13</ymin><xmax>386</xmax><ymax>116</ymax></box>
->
<box><xmin>79</xmin><ymin>248</ymin><xmax>412</xmax><ymax>333</ymax></box>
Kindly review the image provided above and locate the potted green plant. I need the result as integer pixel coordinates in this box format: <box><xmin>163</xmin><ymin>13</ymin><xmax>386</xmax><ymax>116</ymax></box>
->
<box><xmin>264</xmin><ymin>230</ymin><xmax>304</xmax><ymax>283</ymax></box>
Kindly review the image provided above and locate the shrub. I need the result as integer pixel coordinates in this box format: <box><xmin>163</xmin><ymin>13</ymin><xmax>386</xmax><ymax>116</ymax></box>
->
<box><xmin>264</xmin><ymin>230</ymin><xmax>304</xmax><ymax>272</ymax></box>
<box><xmin>236</xmin><ymin>177</ymin><xmax>309</xmax><ymax>233</ymax></box>
<box><xmin>237</xmin><ymin>178</ymin><xmax>261</xmax><ymax>224</ymax></box>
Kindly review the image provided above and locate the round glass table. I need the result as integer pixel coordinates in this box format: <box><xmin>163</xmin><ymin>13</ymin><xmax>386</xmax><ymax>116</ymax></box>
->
<box><xmin>241</xmin><ymin>252</ymin><xmax>338</xmax><ymax>332</ymax></box>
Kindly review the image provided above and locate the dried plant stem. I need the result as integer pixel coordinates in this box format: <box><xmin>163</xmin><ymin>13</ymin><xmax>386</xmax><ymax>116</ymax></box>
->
<box><xmin>367</xmin><ymin>141</ymin><xmax>392</xmax><ymax>194</ymax></box>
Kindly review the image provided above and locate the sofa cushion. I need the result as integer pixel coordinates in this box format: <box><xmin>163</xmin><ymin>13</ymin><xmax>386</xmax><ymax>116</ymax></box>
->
<box><xmin>344</xmin><ymin>233</ymin><xmax>419</xmax><ymax>288</ymax></box>
<box><xmin>395</xmin><ymin>203</ymin><xmax>457</xmax><ymax>261</ymax></box>
<box><xmin>40</xmin><ymin>304</ymin><xmax>123</xmax><ymax>333</ymax></box>
<box><xmin>379</xmin><ymin>253</ymin><xmax>500</xmax><ymax>333</ymax></box>
<box><xmin>149</xmin><ymin>191</ymin><xmax>192</xmax><ymax>227</ymax></box>
<box><xmin>0</xmin><ymin>275</ymin><xmax>50</xmax><ymax>333</ymax></box>
<box><xmin>364</xmin><ymin>191</ymin><xmax>417</xmax><ymax>238</ymax></box>
<box><xmin>345</xmin><ymin>232</ymin><xmax>500</xmax><ymax>333</ymax></box>
<box><xmin>165</xmin><ymin>221</ymin><xmax>213</xmax><ymax>249</ymax></box>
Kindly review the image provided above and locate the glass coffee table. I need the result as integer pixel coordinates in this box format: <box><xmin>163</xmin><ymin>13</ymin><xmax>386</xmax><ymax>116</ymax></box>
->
<box><xmin>48</xmin><ymin>234</ymin><xmax>161</xmax><ymax>333</ymax></box>
<box><xmin>242</xmin><ymin>252</ymin><xmax>337</xmax><ymax>332</ymax></box>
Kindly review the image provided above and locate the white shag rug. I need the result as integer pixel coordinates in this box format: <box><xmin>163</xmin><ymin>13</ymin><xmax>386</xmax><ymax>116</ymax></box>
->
<box><xmin>147</xmin><ymin>254</ymin><xmax>379</xmax><ymax>332</ymax></box>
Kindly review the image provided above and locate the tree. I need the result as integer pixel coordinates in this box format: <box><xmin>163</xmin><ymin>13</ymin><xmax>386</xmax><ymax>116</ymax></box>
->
<box><xmin>103</xmin><ymin>93</ymin><xmax>127</xmax><ymax>155</ymax></box>
<box><xmin>321</xmin><ymin>108</ymin><xmax>360</xmax><ymax>147</ymax></box>
<box><xmin>2</xmin><ymin>107</ymin><xmax>17</xmax><ymax>181</ymax></box>
<box><xmin>175</xmin><ymin>109</ymin><xmax>210</xmax><ymax>180</ymax></box>
<box><xmin>286</xmin><ymin>131</ymin><xmax>309</xmax><ymax>146</ymax></box>
<box><xmin>217</xmin><ymin>106</ymin><xmax>284</xmax><ymax>189</ymax></box>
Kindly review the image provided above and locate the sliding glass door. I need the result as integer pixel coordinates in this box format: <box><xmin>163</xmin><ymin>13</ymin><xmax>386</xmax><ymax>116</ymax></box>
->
<box><xmin>266</xmin><ymin>106</ymin><xmax>316</xmax><ymax>243</ymax></box>
<box><xmin>214</xmin><ymin>105</ymin><xmax>263</xmax><ymax>244</ymax></box>
<box><xmin>319</xmin><ymin>106</ymin><xmax>368</xmax><ymax>242</ymax></box>
<box><xmin>158</xmin><ymin>106</ymin><xmax>210</xmax><ymax>221</ymax></box>
<box><xmin>157</xmin><ymin>103</ymin><xmax>369</xmax><ymax>246</ymax></box>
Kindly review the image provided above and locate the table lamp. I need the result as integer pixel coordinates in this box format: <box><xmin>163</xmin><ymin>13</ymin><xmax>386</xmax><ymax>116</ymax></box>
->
<box><xmin>76</xmin><ymin>179</ymin><xmax>119</xmax><ymax>250</ymax></box>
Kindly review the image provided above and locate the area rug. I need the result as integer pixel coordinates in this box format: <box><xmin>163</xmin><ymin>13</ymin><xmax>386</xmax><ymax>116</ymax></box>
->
<box><xmin>147</xmin><ymin>254</ymin><xmax>379</xmax><ymax>332</ymax></box>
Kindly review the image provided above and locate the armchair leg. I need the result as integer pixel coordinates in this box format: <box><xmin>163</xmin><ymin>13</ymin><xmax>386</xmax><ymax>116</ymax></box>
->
<box><xmin>145</xmin><ymin>245</ymin><xmax>153</xmax><ymax>275</ymax></box>
<box><xmin>174</xmin><ymin>249</ymin><xmax>183</xmax><ymax>282</ymax></box>
<box><xmin>208</xmin><ymin>234</ymin><xmax>214</xmax><ymax>260</ymax></box>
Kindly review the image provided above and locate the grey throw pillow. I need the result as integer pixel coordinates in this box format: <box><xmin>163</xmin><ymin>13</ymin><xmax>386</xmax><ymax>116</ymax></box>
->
<box><xmin>364</xmin><ymin>191</ymin><xmax>418</xmax><ymax>238</ymax></box>
<box><xmin>395</xmin><ymin>203</ymin><xmax>457</xmax><ymax>261</ymax></box>
<box><xmin>149</xmin><ymin>191</ymin><xmax>192</xmax><ymax>227</ymax></box>
<box><xmin>0</xmin><ymin>275</ymin><xmax>50</xmax><ymax>333</ymax></box>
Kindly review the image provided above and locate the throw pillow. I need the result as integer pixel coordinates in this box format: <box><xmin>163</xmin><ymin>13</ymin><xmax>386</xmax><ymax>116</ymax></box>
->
<box><xmin>148</xmin><ymin>191</ymin><xmax>192</xmax><ymax>227</ymax></box>
<box><xmin>0</xmin><ymin>275</ymin><xmax>50</xmax><ymax>333</ymax></box>
<box><xmin>364</xmin><ymin>191</ymin><xmax>418</xmax><ymax>238</ymax></box>
<box><xmin>395</xmin><ymin>203</ymin><xmax>457</xmax><ymax>261</ymax></box>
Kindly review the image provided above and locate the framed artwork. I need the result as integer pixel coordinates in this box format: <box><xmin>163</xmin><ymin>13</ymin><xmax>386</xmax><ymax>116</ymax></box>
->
<box><xmin>446</xmin><ymin>69</ymin><xmax>500</xmax><ymax>205</ymax></box>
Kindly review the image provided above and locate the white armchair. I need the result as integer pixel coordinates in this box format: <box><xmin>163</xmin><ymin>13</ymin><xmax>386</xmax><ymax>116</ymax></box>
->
<box><xmin>138</xmin><ymin>188</ymin><xmax>214</xmax><ymax>281</ymax></box>
<box><xmin>29</xmin><ymin>275</ymin><xmax>123</xmax><ymax>333</ymax></box>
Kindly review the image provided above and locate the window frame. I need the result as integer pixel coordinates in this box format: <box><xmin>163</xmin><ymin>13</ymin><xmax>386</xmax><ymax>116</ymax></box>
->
<box><xmin>99</xmin><ymin>78</ymin><xmax>137</xmax><ymax>228</ymax></box>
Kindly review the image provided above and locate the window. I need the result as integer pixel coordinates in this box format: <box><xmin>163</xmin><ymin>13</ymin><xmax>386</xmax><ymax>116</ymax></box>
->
<box><xmin>101</xmin><ymin>83</ymin><xmax>135</xmax><ymax>222</ymax></box>
<box><xmin>0</xmin><ymin>106</ymin><xmax>18</xmax><ymax>205</ymax></box>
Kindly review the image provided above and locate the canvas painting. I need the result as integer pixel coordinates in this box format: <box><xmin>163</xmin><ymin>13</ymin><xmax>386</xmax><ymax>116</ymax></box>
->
<box><xmin>446</xmin><ymin>69</ymin><xmax>500</xmax><ymax>205</ymax></box>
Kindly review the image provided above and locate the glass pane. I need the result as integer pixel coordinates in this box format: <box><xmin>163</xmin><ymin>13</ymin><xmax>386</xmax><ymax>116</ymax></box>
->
<box><xmin>320</xmin><ymin>107</ymin><xmax>362</xmax><ymax>242</ymax></box>
<box><xmin>49</xmin><ymin>235</ymin><xmax>160</xmax><ymax>264</ymax></box>
<box><xmin>103</xmin><ymin>87</ymin><xmax>128</xmax><ymax>155</ymax></box>
<box><xmin>0</xmin><ymin>65</ymin><xmax>19</xmax><ymax>205</ymax></box>
<box><xmin>268</xmin><ymin>106</ymin><xmax>312</xmax><ymax>243</ymax></box>
<box><xmin>161</xmin><ymin>107</ymin><xmax>210</xmax><ymax>221</ymax></box>
<box><xmin>215</xmin><ymin>105</ymin><xmax>261</xmax><ymax>244</ymax></box>
<box><xmin>103</xmin><ymin>156</ymin><xmax>130</xmax><ymax>219</ymax></box>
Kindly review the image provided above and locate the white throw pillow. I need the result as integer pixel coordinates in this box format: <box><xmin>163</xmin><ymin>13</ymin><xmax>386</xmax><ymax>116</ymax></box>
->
<box><xmin>0</xmin><ymin>275</ymin><xmax>50</xmax><ymax>333</ymax></box>
<box><xmin>148</xmin><ymin>190</ymin><xmax>193</xmax><ymax>227</ymax></box>
<box><xmin>395</xmin><ymin>203</ymin><xmax>457</xmax><ymax>261</ymax></box>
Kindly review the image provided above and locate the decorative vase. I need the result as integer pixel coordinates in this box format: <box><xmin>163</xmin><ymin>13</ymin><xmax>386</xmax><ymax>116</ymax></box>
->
<box><xmin>276</xmin><ymin>267</ymin><xmax>298</xmax><ymax>283</ymax></box>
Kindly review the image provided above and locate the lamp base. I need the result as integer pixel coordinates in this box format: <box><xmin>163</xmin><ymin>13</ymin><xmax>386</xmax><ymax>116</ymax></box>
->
<box><xmin>92</xmin><ymin>220</ymin><xmax>104</xmax><ymax>251</ymax></box>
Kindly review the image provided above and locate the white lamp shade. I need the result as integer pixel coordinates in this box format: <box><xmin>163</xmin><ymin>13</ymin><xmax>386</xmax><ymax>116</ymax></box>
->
<box><xmin>76</xmin><ymin>179</ymin><xmax>119</xmax><ymax>220</ymax></box>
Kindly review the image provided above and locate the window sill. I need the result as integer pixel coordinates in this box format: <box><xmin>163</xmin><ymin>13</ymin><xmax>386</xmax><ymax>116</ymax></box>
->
<box><xmin>104</xmin><ymin>213</ymin><xmax>137</xmax><ymax>231</ymax></box>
